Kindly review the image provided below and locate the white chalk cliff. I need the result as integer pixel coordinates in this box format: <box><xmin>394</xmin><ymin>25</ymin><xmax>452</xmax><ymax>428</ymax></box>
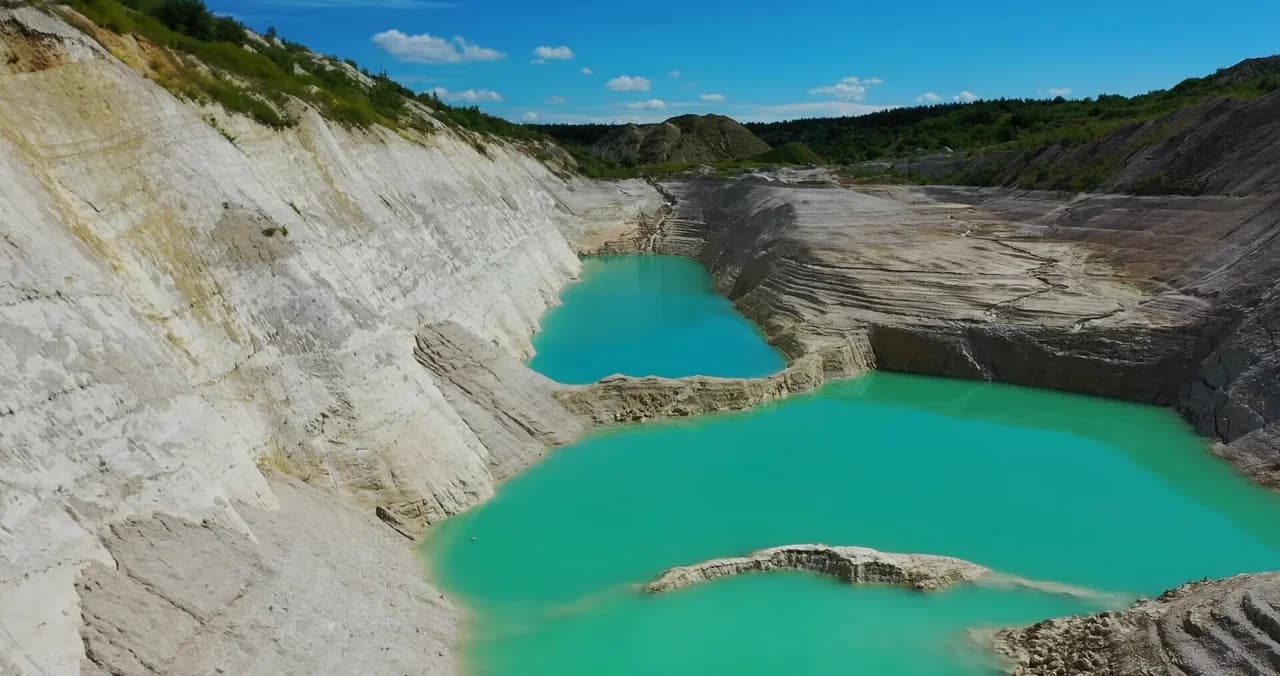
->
<box><xmin>0</xmin><ymin>7</ymin><xmax>656</xmax><ymax>673</ymax></box>
<box><xmin>6</xmin><ymin>6</ymin><xmax>1280</xmax><ymax>676</ymax></box>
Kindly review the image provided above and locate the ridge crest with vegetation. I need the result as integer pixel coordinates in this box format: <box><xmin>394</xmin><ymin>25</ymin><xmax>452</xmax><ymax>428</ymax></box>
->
<box><xmin>52</xmin><ymin>0</ymin><xmax>544</xmax><ymax>143</ymax></box>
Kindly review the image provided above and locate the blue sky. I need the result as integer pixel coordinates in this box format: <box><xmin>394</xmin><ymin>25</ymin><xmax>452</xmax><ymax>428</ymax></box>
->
<box><xmin>207</xmin><ymin>0</ymin><xmax>1280</xmax><ymax>123</ymax></box>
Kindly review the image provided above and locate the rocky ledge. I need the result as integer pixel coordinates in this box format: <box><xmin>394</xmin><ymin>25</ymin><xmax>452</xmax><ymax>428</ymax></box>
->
<box><xmin>994</xmin><ymin>572</ymin><xmax>1280</xmax><ymax>676</ymax></box>
<box><xmin>645</xmin><ymin>544</ymin><xmax>992</xmax><ymax>593</ymax></box>
<box><xmin>629</xmin><ymin>175</ymin><xmax>1280</xmax><ymax>490</ymax></box>
<box><xmin>558</xmin><ymin>332</ymin><xmax>873</xmax><ymax>424</ymax></box>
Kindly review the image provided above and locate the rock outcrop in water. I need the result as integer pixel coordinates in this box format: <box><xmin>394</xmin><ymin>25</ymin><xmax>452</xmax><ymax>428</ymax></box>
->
<box><xmin>994</xmin><ymin>572</ymin><xmax>1280</xmax><ymax>676</ymax></box>
<box><xmin>558</xmin><ymin>333</ymin><xmax>874</xmax><ymax>423</ymax></box>
<box><xmin>646</xmin><ymin>545</ymin><xmax>991</xmax><ymax>593</ymax></box>
<box><xmin>646</xmin><ymin>545</ymin><xmax>1129</xmax><ymax>607</ymax></box>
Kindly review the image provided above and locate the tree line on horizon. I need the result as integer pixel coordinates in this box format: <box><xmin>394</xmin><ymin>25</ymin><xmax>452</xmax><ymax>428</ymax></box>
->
<box><xmin>532</xmin><ymin>66</ymin><xmax>1280</xmax><ymax>165</ymax></box>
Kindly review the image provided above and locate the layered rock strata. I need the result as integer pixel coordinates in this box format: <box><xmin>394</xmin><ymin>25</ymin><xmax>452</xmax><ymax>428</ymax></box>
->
<box><xmin>634</xmin><ymin>175</ymin><xmax>1279</xmax><ymax>487</ymax></box>
<box><xmin>558</xmin><ymin>332</ymin><xmax>873</xmax><ymax>423</ymax></box>
<box><xmin>0</xmin><ymin>7</ymin><xmax>658</xmax><ymax>673</ymax></box>
<box><xmin>646</xmin><ymin>545</ymin><xmax>991</xmax><ymax>593</ymax></box>
<box><xmin>995</xmin><ymin>572</ymin><xmax>1280</xmax><ymax>676</ymax></box>
<box><xmin>619</xmin><ymin>173</ymin><xmax>1280</xmax><ymax>675</ymax></box>
<box><xmin>5</xmin><ymin>5</ymin><xmax>1280</xmax><ymax>675</ymax></box>
<box><xmin>75</xmin><ymin>477</ymin><xmax>460</xmax><ymax>676</ymax></box>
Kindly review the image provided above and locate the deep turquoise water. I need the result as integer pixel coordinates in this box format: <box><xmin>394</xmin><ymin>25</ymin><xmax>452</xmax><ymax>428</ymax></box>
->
<box><xmin>425</xmin><ymin>256</ymin><xmax>1280</xmax><ymax>676</ymax></box>
<box><xmin>528</xmin><ymin>255</ymin><xmax>785</xmax><ymax>384</ymax></box>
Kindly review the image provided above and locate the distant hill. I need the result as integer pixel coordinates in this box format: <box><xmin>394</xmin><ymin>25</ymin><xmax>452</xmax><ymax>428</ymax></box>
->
<box><xmin>744</xmin><ymin>55</ymin><xmax>1280</xmax><ymax>169</ymax></box>
<box><xmin>532</xmin><ymin>56</ymin><xmax>1280</xmax><ymax>191</ymax></box>
<box><xmin>752</xmin><ymin>142</ymin><xmax>823</xmax><ymax>165</ymax></box>
<box><xmin>590</xmin><ymin>114</ymin><xmax>770</xmax><ymax>165</ymax></box>
<box><xmin>1212</xmin><ymin>55</ymin><xmax>1280</xmax><ymax>85</ymax></box>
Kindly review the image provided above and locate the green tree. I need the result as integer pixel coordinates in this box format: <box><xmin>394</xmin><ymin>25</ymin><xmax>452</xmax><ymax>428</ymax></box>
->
<box><xmin>155</xmin><ymin>0</ymin><xmax>215</xmax><ymax>40</ymax></box>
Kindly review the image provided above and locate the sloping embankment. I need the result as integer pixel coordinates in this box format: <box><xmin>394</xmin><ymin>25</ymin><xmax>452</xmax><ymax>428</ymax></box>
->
<box><xmin>646</xmin><ymin>175</ymin><xmax>1280</xmax><ymax>489</ymax></box>
<box><xmin>995</xmin><ymin>571</ymin><xmax>1280</xmax><ymax>676</ymax></box>
<box><xmin>4</xmin><ymin>5</ymin><xmax>1279</xmax><ymax>675</ymax></box>
<box><xmin>0</xmin><ymin>7</ymin><xmax>658</xmax><ymax>673</ymax></box>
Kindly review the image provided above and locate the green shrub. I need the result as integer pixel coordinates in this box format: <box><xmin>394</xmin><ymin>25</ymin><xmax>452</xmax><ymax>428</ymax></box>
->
<box><xmin>153</xmin><ymin>0</ymin><xmax>215</xmax><ymax>39</ymax></box>
<box><xmin>199</xmin><ymin>77</ymin><xmax>293</xmax><ymax>128</ymax></box>
<box><xmin>752</xmin><ymin>142</ymin><xmax>824</xmax><ymax>165</ymax></box>
<box><xmin>63</xmin><ymin>0</ymin><xmax>545</xmax><ymax>142</ymax></box>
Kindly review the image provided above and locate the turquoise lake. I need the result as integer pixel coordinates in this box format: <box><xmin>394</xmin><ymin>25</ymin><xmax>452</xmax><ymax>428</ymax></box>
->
<box><xmin>529</xmin><ymin>255</ymin><xmax>785</xmax><ymax>384</ymax></box>
<box><xmin>425</xmin><ymin>255</ymin><xmax>1280</xmax><ymax>676</ymax></box>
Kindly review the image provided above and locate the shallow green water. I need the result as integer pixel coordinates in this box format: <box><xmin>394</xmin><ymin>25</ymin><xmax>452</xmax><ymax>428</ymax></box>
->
<box><xmin>528</xmin><ymin>255</ymin><xmax>785</xmax><ymax>384</ymax></box>
<box><xmin>426</xmin><ymin>257</ymin><xmax>1280</xmax><ymax>676</ymax></box>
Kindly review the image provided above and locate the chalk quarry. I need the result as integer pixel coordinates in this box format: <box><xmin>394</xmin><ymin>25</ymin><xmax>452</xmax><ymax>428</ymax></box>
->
<box><xmin>2</xmin><ymin>5</ymin><xmax>1279</xmax><ymax>675</ymax></box>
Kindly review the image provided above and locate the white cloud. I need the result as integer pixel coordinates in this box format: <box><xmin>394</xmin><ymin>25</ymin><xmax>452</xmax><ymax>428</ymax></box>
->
<box><xmin>915</xmin><ymin>92</ymin><xmax>942</xmax><ymax>104</ymax></box>
<box><xmin>606</xmin><ymin>75</ymin><xmax>651</xmax><ymax>92</ymax></box>
<box><xmin>1047</xmin><ymin>87</ymin><xmax>1072</xmax><ymax>97</ymax></box>
<box><xmin>428</xmin><ymin>87</ymin><xmax>503</xmax><ymax>103</ymax></box>
<box><xmin>533</xmin><ymin>45</ymin><xmax>574</xmax><ymax>61</ymax></box>
<box><xmin>808</xmin><ymin>76</ymin><xmax>884</xmax><ymax>101</ymax></box>
<box><xmin>580</xmin><ymin>67</ymin><xmax>593</xmax><ymax>75</ymax></box>
<box><xmin>954</xmin><ymin>90</ymin><xmax>979</xmax><ymax>103</ymax></box>
<box><xmin>262</xmin><ymin>0</ymin><xmax>454</xmax><ymax>7</ymax></box>
<box><xmin>669</xmin><ymin>70</ymin><xmax>681</xmax><ymax>79</ymax></box>
<box><xmin>522</xmin><ymin>111</ymin><xmax>538</xmax><ymax>121</ymax></box>
<box><xmin>530</xmin><ymin>112</ymin><xmax>671</xmax><ymax>124</ymax></box>
<box><xmin>372</xmin><ymin>30</ymin><xmax>504</xmax><ymax>64</ymax></box>
<box><xmin>625</xmin><ymin>98</ymin><xmax>667</xmax><ymax>111</ymax></box>
<box><xmin>545</xmin><ymin>95</ymin><xmax>567</xmax><ymax>104</ymax></box>
<box><xmin>699</xmin><ymin>93</ymin><xmax>726</xmax><ymax>102</ymax></box>
<box><xmin>736</xmin><ymin>101</ymin><xmax>893</xmax><ymax>122</ymax></box>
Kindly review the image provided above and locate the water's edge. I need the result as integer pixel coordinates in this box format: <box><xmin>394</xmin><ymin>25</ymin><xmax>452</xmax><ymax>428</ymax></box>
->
<box><xmin>418</xmin><ymin>251</ymin><xmax>1280</xmax><ymax>676</ymax></box>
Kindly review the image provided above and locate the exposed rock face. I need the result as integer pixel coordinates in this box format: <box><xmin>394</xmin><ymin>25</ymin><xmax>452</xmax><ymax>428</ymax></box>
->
<box><xmin>1213</xmin><ymin>55</ymin><xmax>1280</xmax><ymax>85</ymax></box>
<box><xmin>614</xmin><ymin>174</ymin><xmax>1280</xmax><ymax>673</ymax></box>
<box><xmin>548</xmin><ymin>177</ymin><xmax>666</xmax><ymax>255</ymax></box>
<box><xmin>645</xmin><ymin>544</ymin><xmax>992</xmax><ymax>593</ymax></box>
<box><xmin>414</xmin><ymin>322</ymin><xmax>589</xmax><ymax>481</ymax></box>
<box><xmin>0</xmin><ymin>7</ymin><xmax>657</xmax><ymax>673</ymax></box>
<box><xmin>5</xmin><ymin>6</ymin><xmax>1280</xmax><ymax>676</ymax></box>
<box><xmin>591</xmin><ymin>114</ymin><xmax>771</xmax><ymax>165</ymax></box>
<box><xmin>410</xmin><ymin>321</ymin><xmax>876</xmax><ymax>436</ymax></box>
<box><xmin>893</xmin><ymin>75</ymin><xmax>1280</xmax><ymax>197</ymax></box>
<box><xmin>644</xmin><ymin>175</ymin><xmax>1280</xmax><ymax>487</ymax></box>
<box><xmin>76</xmin><ymin>477</ymin><xmax>459</xmax><ymax>676</ymax></box>
<box><xmin>559</xmin><ymin>333</ymin><xmax>874</xmax><ymax>423</ymax></box>
<box><xmin>995</xmin><ymin>573</ymin><xmax>1280</xmax><ymax>676</ymax></box>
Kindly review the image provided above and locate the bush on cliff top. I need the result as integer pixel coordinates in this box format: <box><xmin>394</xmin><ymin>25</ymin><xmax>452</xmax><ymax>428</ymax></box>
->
<box><xmin>61</xmin><ymin>0</ymin><xmax>540</xmax><ymax>142</ymax></box>
<box><xmin>752</xmin><ymin>142</ymin><xmax>824</xmax><ymax>165</ymax></box>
